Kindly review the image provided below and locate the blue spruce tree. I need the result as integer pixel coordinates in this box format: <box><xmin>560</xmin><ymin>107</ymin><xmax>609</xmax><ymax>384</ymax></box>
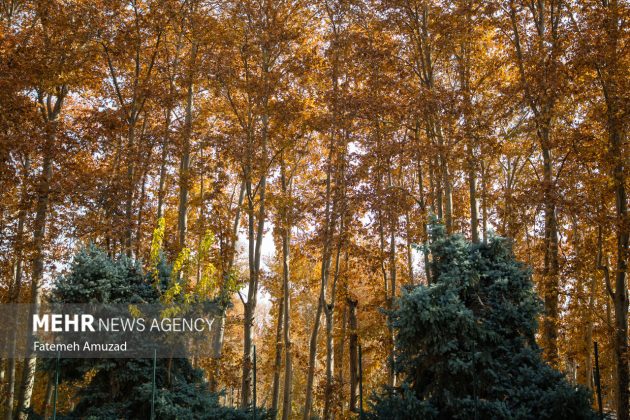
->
<box><xmin>40</xmin><ymin>245</ymin><xmax>263</xmax><ymax>419</ymax></box>
<box><xmin>369</xmin><ymin>224</ymin><xmax>596</xmax><ymax>420</ymax></box>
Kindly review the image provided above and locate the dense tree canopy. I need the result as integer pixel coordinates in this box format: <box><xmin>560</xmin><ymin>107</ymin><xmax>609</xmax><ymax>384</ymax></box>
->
<box><xmin>0</xmin><ymin>0</ymin><xmax>628</xmax><ymax>419</ymax></box>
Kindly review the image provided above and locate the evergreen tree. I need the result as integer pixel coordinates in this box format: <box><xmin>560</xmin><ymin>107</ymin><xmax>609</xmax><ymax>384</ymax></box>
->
<box><xmin>39</xmin><ymin>246</ymin><xmax>262</xmax><ymax>419</ymax></box>
<box><xmin>51</xmin><ymin>245</ymin><xmax>158</xmax><ymax>305</ymax></box>
<box><xmin>369</xmin><ymin>225</ymin><xmax>596</xmax><ymax>420</ymax></box>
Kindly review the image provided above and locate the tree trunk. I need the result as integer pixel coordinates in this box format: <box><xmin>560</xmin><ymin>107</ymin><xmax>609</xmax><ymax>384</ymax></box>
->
<box><xmin>281</xmin><ymin>163</ymin><xmax>293</xmax><ymax>420</ymax></box>
<box><xmin>304</xmin><ymin>292</ymin><xmax>324</xmax><ymax>419</ymax></box>
<box><xmin>456</xmin><ymin>12</ymin><xmax>478</xmax><ymax>243</ymax></box>
<box><xmin>377</xmin><ymin>160</ymin><xmax>397</xmax><ymax>389</ymax></box>
<box><xmin>124</xmin><ymin>121</ymin><xmax>137</xmax><ymax>257</ymax></box>
<box><xmin>468</xmin><ymin>143</ymin><xmax>479</xmax><ymax>243</ymax></box>
<box><xmin>271</xmin><ymin>296</ymin><xmax>284</xmax><ymax>417</ymax></box>
<box><xmin>541</xmin><ymin>143</ymin><xmax>560</xmax><ymax>366</ymax></box>
<box><xmin>157</xmin><ymin>108</ymin><xmax>171</xmax><ymax>219</ymax></box>
<box><xmin>323</xmin><ymin>238</ymin><xmax>343</xmax><ymax>420</ymax></box>
<box><xmin>4</xmin><ymin>157</ymin><xmax>30</xmax><ymax>420</ymax></box>
<box><xmin>508</xmin><ymin>0</ymin><xmax>564</xmax><ymax>365</ymax></box>
<box><xmin>239</xmin><ymin>33</ymin><xmax>272</xmax><ymax>408</ymax></box>
<box><xmin>135</xmin><ymin>171</ymin><xmax>148</xmax><ymax>257</ymax></box>
<box><xmin>388</xmin><ymin>224</ymin><xmax>397</xmax><ymax>388</ymax></box>
<box><xmin>336</xmin><ymin>301</ymin><xmax>347</xmax><ymax>415</ymax></box>
<box><xmin>241</xmin><ymin>297</ymin><xmax>254</xmax><ymax>408</ymax></box>
<box><xmin>416</xmin><ymin>157</ymin><xmax>431</xmax><ymax>283</ymax></box>
<box><xmin>17</xmin><ymin>117</ymin><xmax>57</xmax><ymax>420</ymax></box>
<box><xmin>440</xmin><ymin>150</ymin><xmax>453</xmax><ymax>233</ymax></box>
<box><xmin>241</xmin><ymin>161</ymin><xmax>267</xmax><ymax>409</ymax></box>
<box><xmin>431</xmin><ymin>115</ymin><xmax>452</xmax><ymax>233</ymax></box>
<box><xmin>210</xmin><ymin>181</ymin><xmax>245</xmax><ymax>392</ymax></box>
<box><xmin>610</xmin><ymin>106</ymin><xmax>629</xmax><ymax>420</ymax></box>
<box><xmin>480</xmin><ymin>160</ymin><xmax>488</xmax><ymax>243</ymax></box>
<box><xmin>303</xmin><ymin>143</ymin><xmax>336</xmax><ymax>420</ymax></box>
<box><xmin>240</xmin><ymin>159</ymin><xmax>267</xmax><ymax>408</ymax></box>
<box><xmin>599</xmin><ymin>2</ymin><xmax>628</xmax><ymax>416</ymax></box>
<box><xmin>178</xmin><ymin>42</ymin><xmax>197</xmax><ymax>253</ymax></box>
<box><xmin>323</xmin><ymin>305</ymin><xmax>334</xmax><ymax>419</ymax></box>
<box><xmin>606</xmin><ymin>292</ymin><xmax>618</xmax><ymax>412</ymax></box>
<box><xmin>42</xmin><ymin>372</ymin><xmax>54</xmax><ymax>420</ymax></box>
<box><xmin>241</xmin><ymin>66</ymin><xmax>269</xmax><ymax>408</ymax></box>
<box><xmin>348</xmin><ymin>298</ymin><xmax>358</xmax><ymax>413</ymax></box>
<box><xmin>134</xmin><ymin>123</ymin><xmax>152</xmax><ymax>258</ymax></box>
<box><xmin>432</xmin><ymin>155</ymin><xmax>443</xmax><ymax>221</ymax></box>
<box><xmin>585</xmin><ymin>272</ymin><xmax>597</xmax><ymax>390</ymax></box>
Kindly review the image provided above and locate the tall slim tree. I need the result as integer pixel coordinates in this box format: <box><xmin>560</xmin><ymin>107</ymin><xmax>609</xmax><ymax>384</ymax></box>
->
<box><xmin>575</xmin><ymin>1</ymin><xmax>629</xmax><ymax>417</ymax></box>
<box><xmin>506</xmin><ymin>0</ymin><xmax>568</xmax><ymax>365</ymax></box>
<box><xmin>99</xmin><ymin>0</ymin><xmax>163</xmax><ymax>256</ymax></box>
<box><xmin>14</xmin><ymin>0</ymin><xmax>94</xmax><ymax>415</ymax></box>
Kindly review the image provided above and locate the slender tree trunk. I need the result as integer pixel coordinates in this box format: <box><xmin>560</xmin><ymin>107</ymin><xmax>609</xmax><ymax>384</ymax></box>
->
<box><xmin>134</xmin><ymin>126</ymin><xmax>152</xmax><ymax>258</ymax></box>
<box><xmin>157</xmin><ymin>108</ymin><xmax>171</xmax><ymax>220</ymax></box>
<box><xmin>210</xmin><ymin>181</ymin><xmax>245</xmax><ymax>392</ymax></box>
<box><xmin>416</xmin><ymin>157</ymin><xmax>431</xmax><ymax>283</ymax></box>
<box><xmin>387</xmin><ymin>224</ymin><xmax>396</xmax><ymax>388</ymax></box>
<box><xmin>304</xmin><ymin>266</ymin><xmax>327</xmax><ymax>419</ymax></box>
<box><xmin>241</xmin><ymin>299</ymin><xmax>254</xmax><ymax>408</ymax></box>
<box><xmin>241</xmin><ymin>161</ymin><xmax>267</xmax><ymax>408</ymax></box>
<box><xmin>541</xmin><ymin>143</ymin><xmax>560</xmax><ymax>366</ymax></box>
<box><xmin>17</xmin><ymin>117</ymin><xmax>57</xmax><ymax>420</ymax></box>
<box><xmin>431</xmin><ymin>118</ymin><xmax>452</xmax><ymax>232</ymax></box>
<box><xmin>271</xmin><ymin>296</ymin><xmax>284</xmax><ymax>417</ymax></box>
<box><xmin>5</xmin><ymin>157</ymin><xmax>29</xmax><ymax>420</ymax></box>
<box><xmin>574</xmin><ymin>221</ymin><xmax>594</xmax><ymax>390</ymax></box>
<box><xmin>336</xmin><ymin>300</ymin><xmax>347</xmax><ymax>415</ymax></box>
<box><xmin>281</xmin><ymin>164</ymin><xmax>293</xmax><ymax>420</ymax></box>
<box><xmin>606</xmin><ymin>293</ymin><xmax>618</xmax><ymax>412</ymax></box>
<box><xmin>480</xmin><ymin>160</ymin><xmax>488</xmax><ymax>242</ymax></box>
<box><xmin>432</xmin><ymin>155</ymin><xmax>442</xmax><ymax>221</ymax></box>
<box><xmin>241</xmin><ymin>62</ymin><xmax>269</xmax><ymax>407</ymax></box>
<box><xmin>610</xmin><ymin>108</ymin><xmax>629</xmax><ymax>420</ymax></box>
<box><xmin>376</xmin><ymin>161</ymin><xmax>397</xmax><ymax>389</ymax></box>
<box><xmin>426</xmin><ymin>156</ymin><xmax>435</xmax><ymax>216</ymax></box>
<box><xmin>324</xmin><ymin>236</ymin><xmax>344</xmax><ymax>420</ymax></box>
<box><xmin>597</xmin><ymin>3</ymin><xmax>629</xmax><ymax>414</ymax></box>
<box><xmin>323</xmin><ymin>305</ymin><xmax>334</xmax><ymax>419</ymax></box>
<box><xmin>42</xmin><ymin>372</ymin><xmax>54</xmax><ymax>420</ymax></box>
<box><xmin>240</xmin><ymin>181</ymin><xmax>256</xmax><ymax>408</ymax></box>
<box><xmin>303</xmin><ymin>143</ymin><xmax>336</xmax><ymax>420</ymax></box>
<box><xmin>124</xmin><ymin>121</ymin><xmax>137</xmax><ymax>257</ymax></box>
<box><xmin>348</xmin><ymin>298</ymin><xmax>358</xmax><ymax>413</ymax></box>
<box><xmin>585</xmin><ymin>272</ymin><xmax>597</xmax><ymax>390</ymax></box>
<box><xmin>239</xmin><ymin>34</ymin><xmax>272</xmax><ymax>407</ymax></box>
<box><xmin>241</xmin><ymin>167</ymin><xmax>266</xmax><ymax>409</ymax></box>
<box><xmin>440</xmin><ymin>149</ymin><xmax>453</xmax><ymax>233</ymax></box>
<box><xmin>178</xmin><ymin>42</ymin><xmax>197</xmax><ymax>253</ymax></box>
<box><xmin>467</xmin><ymin>143</ymin><xmax>479</xmax><ymax>243</ymax></box>
<box><xmin>135</xmin><ymin>170</ymin><xmax>148</xmax><ymax>257</ymax></box>
<box><xmin>209</xmin><ymin>316</ymin><xmax>225</xmax><ymax>392</ymax></box>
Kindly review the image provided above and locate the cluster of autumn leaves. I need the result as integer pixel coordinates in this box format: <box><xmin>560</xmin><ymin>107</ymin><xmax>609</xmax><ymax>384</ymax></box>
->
<box><xmin>0</xmin><ymin>0</ymin><xmax>628</xmax><ymax>419</ymax></box>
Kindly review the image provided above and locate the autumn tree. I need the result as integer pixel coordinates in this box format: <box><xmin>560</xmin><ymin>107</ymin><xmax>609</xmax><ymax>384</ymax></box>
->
<box><xmin>8</xmin><ymin>1</ymin><xmax>96</xmax><ymax>417</ymax></box>
<box><xmin>572</xmin><ymin>1</ymin><xmax>629</xmax><ymax>417</ymax></box>
<box><xmin>1</xmin><ymin>0</ymin><xmax>628</xmax><ymax>418</ymax></box>
<box><xmin>500</xmin><ymin>0</ymin><xmax>572</xmax><ymax>367</ymax></box>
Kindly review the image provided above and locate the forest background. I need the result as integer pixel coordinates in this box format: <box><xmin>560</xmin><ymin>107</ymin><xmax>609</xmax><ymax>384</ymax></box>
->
<box><xmin>0</xmin><ymin>0</ymin><xmax>628</xmax><ymax>418</ymax></box>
